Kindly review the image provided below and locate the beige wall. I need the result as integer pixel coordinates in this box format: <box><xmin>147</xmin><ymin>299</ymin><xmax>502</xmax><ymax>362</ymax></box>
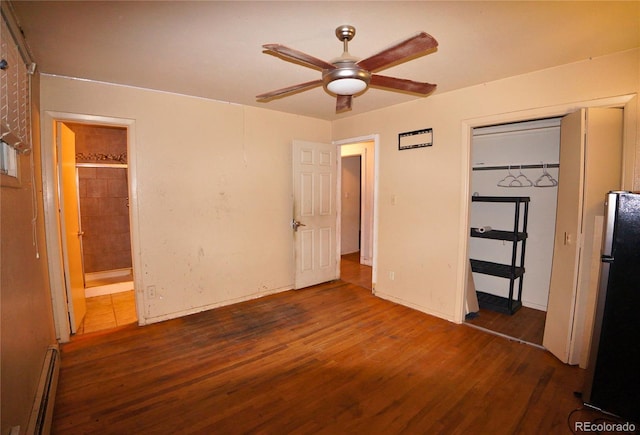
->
<box><xmin>332</xmin><ymin>49</ymin><xmax>640</xmax><ymax>322</ymax></box>
<box><xmin>40</xmin><ymin>76</ymin><xmax>331</xmax><ymax>324</ymax></box>
<box><xmin>1</xmin><ymin>73</ymin><xmax>57</xmax><ymax>433</ymax></box>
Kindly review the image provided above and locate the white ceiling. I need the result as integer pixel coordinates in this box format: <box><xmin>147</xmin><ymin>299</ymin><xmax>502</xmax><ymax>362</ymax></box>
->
<box><xmin>9</xmin><ymin>1</ymin><xmax>640</xmax><ymax>121</ymax></box>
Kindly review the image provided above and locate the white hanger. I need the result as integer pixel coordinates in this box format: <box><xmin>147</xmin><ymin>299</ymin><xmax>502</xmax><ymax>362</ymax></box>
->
<box><xmin>515</xmin><ymin>165</ymin><xmax>534</xmax><ymax>187</ymax></box>
<box><xmin>534</xmin><ymin>163</ymin><xmax>558</xmax><ymax>187</ymax></box>
<box><xmin>497</xmin><ymin>165</ymin><xmax>523</xmax><ymax>187</ymax></box>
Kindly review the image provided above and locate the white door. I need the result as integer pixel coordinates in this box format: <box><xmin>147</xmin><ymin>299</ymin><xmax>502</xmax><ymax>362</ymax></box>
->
<box><xmin>58</xmin><ymin>122</ymin><xmax>87</xmax><ymax>332</ymax></box>
<box><xmin>544</xmin><ymin>108</ymin><xmax>623</xmax><ymax>364</ymax></box>
<box><xmin>543</xmin><ymin>110</ymin><xmax>585</xmax><ymax>363</ymax></box>
<box><xmin>292</xmin><ymin>140</ymin><xmax>339</xmax><ymax>289</ymax></box>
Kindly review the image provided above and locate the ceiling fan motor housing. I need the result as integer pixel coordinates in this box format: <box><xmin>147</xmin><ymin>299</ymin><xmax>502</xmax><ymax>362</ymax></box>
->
<box><xmin>322</xmin><ymin>25</ymin><xmax>370</xmax><ymax>96</ymax></box>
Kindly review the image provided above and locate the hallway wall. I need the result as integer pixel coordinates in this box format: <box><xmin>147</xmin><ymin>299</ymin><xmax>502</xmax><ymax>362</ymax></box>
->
<box><xmin>341</xmin><ymin>155</ymin><xmax>361</xmax><ymax>255</ymax></box>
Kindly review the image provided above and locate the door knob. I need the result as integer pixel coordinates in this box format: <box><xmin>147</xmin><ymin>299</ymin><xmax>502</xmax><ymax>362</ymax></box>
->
<box><xmin>292</xmin><ymin>219</ymin><xmax>306</xmax><ymax>231</ymax></box>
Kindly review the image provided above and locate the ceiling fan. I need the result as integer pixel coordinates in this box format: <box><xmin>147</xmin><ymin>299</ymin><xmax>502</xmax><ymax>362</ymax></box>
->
<box><xmin>256</xmin><ymin>25</ymin><xmax>438</xmax><ymax>113</ymax></box>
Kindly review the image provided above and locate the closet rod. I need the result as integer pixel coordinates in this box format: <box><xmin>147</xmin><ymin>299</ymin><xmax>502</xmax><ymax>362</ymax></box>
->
<box><xmin>472</xmin><ymin>163</ymin><xmax>559</xmax><ymax>171</ymax></box>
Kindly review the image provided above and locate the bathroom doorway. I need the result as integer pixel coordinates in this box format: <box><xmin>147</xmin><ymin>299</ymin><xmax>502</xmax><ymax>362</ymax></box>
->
<box><xmin>68</xmin><ymin>122</ymin><xmax>136</xmax><ymax>334</ymax></box>
<box><xmin>55</xmin><ymin>121</ymin><xmax>137</xmax><ymax>335</ymax></box>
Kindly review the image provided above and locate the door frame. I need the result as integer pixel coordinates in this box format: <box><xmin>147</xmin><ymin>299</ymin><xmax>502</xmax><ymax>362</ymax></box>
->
<box><xmin>458</xmin><ymin>94</ymin><xmax>637</xmax><ymax>338</ymax></box>
<box><xmin>339</xmin><ymin>140</ymin><xmax>375</xmax><ymax>267</ymax></box>
<box><xmin>42</xmin><ymin>111</ymin><xmax>140</xmax><ymax>343</ymax></box>
<box><xmin>335</xmin><ymin>134</ymin><xmax>380</xmax><ymax>289</ymax></box>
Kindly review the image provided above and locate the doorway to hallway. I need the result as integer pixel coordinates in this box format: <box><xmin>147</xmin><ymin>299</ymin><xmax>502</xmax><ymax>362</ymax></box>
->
<box><xmin>338</xmin><ymin>136</ymin><xmax>376</xmax><ymax>291</ymax></box>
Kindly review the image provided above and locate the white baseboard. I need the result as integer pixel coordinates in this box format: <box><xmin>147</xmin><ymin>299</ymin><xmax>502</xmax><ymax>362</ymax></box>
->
<box><xmin>522</xmin><ymin>300</ymin><xmax>547</xmax><ymax>312</ymax></box>
<box><xmin>85</xmin><ymin>268</ymin><xmax>132</xmax><ymax>282</ymax></box>
<box><xmin>26</xmin><ymin>345</ymin><xmax>59</xmax><ymax>435</ymax></box>
<box><xmin>85</xmin><ymin>281</ymin><xmax>134</xmax><ymax>298</ymax></box>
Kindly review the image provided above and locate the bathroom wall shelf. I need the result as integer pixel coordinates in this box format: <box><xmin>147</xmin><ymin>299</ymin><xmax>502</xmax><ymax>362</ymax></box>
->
<box><xmin>470</xmin><ymin>196</ymin><xmax>530</xmax><ymax>315</ymax></box>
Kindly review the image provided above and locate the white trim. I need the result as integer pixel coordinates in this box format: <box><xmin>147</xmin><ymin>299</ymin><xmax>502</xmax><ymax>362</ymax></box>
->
<box><xmin>76</xmin><ymin>162</ymin><xmax>127</xmax><ymax>169</ymax></box>
<box><xmin>42</xmin><ymin>111</ymin><xmax>140</xmax><ymax>342</ymax></box>
<box><xmin>85</xmin><ymin>282</ymin><xmax>134</xmax><ymax>298</ymax></box>
<box><xmin>339</xmin><ymin>143</ymin><xmax>372</xmax><ymax>265</ymax></box>
<box><xmin>334</xmin><ymin>134</ymin><xmax>380</xmax><ymax>288</ymax></box>
<box><xmin>85</xmin><ymin>268</ymin><xmax>132</xmax><ymax>281</ymax></box>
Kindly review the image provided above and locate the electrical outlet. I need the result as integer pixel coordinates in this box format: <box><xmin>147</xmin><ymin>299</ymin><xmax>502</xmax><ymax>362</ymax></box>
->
<box><xmin>389</xmin><ymin>271</ymin><xmax>395</xmax><ymax>281</ymax></box>
<box><xmin>147</xmin><ymin>285</ymin><xmax>156</xmax><ymax>299</ymax></box>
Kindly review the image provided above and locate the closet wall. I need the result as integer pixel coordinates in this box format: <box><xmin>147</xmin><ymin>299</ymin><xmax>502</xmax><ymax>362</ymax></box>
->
<box><xmin>469</xmin><ymin>118</ymin><xmax>561</xmax><ymax>311</ymax></box>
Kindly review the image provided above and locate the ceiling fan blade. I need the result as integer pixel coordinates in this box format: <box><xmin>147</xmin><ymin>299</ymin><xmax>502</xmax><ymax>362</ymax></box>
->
<box><xmin>336</xmin><ymin>95</ymin><xmax>352</xmax><ymax>113</ymax></box>
<box><xmin>256</xmin><ymin>79</ymin><xmax>323</xmax><ymax>101</ymax></box>
<box><xmin>370</xmin><ymin>74</ymin><xmax>436</xmax><ymax>95</ymax></box>
<box><xmin>263</xmin><ymin>44</ymin><xmax>336</xmax><ymax>71</ymax></box>
<box><xmin>357</xmin><ymin>32</ymin><xmax>438</xmax><ymax>72</ymax></box>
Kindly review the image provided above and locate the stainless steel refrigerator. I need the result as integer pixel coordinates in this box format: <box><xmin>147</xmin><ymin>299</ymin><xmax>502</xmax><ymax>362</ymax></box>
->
<box><xmin>583</xmin><ymin>191</ymin><xmax>640</xmax><ymax>422</ymax></box>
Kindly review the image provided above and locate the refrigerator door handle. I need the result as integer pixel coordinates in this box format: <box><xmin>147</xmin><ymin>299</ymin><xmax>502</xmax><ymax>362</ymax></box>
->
<box><xmin>601</xmin><ymin>192</ymin><xmax>617</xmax><ymax>258</ymax></box>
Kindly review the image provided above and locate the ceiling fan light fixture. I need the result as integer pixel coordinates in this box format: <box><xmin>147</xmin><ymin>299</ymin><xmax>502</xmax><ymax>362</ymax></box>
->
<box><xmin>326</xmin><ymin>78</ymin><xmax>367</xmax><ymax>95</ymax></box>
<box><xmin>323</xmin><ymin>65</ymin><xmax>371</xmax><ymax>96</ymax></box>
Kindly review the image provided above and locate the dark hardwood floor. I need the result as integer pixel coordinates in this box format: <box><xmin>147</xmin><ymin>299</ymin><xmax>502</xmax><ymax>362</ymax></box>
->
<box><xmin>465</xmin><ymin>306</ymin><xmax>547</xmax><ymax>346</ymax></box>
<box><xmin>340</xmin><ymin>252</ymin><xmax>372</xmax><ymax>290</ymax></box>
<box><xmin>53</xmin><ymin>257</ymin><xmax>589</xmax><ymax>434</ymax></box>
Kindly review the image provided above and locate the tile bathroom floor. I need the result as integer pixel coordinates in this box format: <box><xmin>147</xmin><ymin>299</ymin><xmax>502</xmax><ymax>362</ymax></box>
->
<box><xmin>77</xmin><ymin>290</ymin><xmax>137</xmax><ymax>334</ymax></box>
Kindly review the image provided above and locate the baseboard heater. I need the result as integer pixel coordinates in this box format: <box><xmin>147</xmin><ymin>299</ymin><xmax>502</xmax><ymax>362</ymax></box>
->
<box><xmin>26</xmin><ymin>345</ymin><xmax>60</xmax><ymax>435</ymax></box>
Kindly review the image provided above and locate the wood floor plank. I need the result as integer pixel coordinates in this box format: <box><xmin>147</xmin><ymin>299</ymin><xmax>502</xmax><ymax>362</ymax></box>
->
<box><xmin>53</xmin><ymin>278</ymin><xmax>585</xmax><ymax>434</ymax></box>
<box><xmin>465</xmin><ymin>305</ymin><xmax>547</xmax><ymax>345</ymax></box>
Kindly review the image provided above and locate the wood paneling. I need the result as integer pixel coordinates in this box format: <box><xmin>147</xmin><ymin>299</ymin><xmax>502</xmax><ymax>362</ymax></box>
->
<box><xmin>53</xmin><ymin>277</ymin><xmax>584</xmax><ymax>434</ymax></box>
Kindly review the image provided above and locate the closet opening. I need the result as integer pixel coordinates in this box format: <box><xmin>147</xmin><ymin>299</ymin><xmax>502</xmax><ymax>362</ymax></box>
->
<box><xmin>465</xmin><ymin>117</ymin><xmax>562</xmax><ymax>346</ymax></box>
<box><xmin>465</xmin><ymin>107</ymin><xmax>625</xmax><ymax>364</ymax></box>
